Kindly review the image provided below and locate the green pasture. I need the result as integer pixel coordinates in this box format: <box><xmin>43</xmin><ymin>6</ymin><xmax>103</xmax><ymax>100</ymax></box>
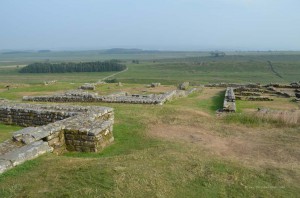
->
<box><xmin>0</xmin><ymin>51</ymin><xmax>299</xmax><ymax>197</ymax></box>
<box><xmin>0</xmin><ymin>93</ymin><xmax>299</xmax><ymax>197</ymax></box>
<box><xmin>1</xmin><ymin>52</ymin><xmax>299</xmax><ymax>85</ymax></box>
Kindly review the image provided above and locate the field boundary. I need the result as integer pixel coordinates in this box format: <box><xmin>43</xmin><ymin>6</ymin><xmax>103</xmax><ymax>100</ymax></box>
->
<box><xmin>267</xmin><ymin>61</ymin><xmax>283</xmax><ymax>79</ymax></box>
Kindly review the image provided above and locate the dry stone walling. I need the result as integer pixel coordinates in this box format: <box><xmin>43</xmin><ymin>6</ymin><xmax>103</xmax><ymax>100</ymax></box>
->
<box><xmin>23</xmin><ymin>88</ymin><xmax>198</xmax><ymax>105</ymax></box>
<box><xmin>223</xmin><ymin>87</ymin><xmax>236</xmax><ymax>112</ymax></box>
<box><xmin>0</xmin><ymin>101</ymin><xmax>114</xmax><ymax>174</ymax></box>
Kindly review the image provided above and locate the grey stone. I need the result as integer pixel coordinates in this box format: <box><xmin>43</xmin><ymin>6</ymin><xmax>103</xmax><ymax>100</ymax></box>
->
<box><xmin>1</xmin><ymin>141</ymin><xmax>53</xmax><ymax>167</ymax></box>
<box><xmin>0</xmin><ymin>159</ymin><xmax>12</xmax><ymax>174</ymax></box>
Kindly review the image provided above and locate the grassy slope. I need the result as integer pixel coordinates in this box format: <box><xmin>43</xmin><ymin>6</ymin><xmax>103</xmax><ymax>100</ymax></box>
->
<box><xmin>116</xmin><ymin>54</ymin><xmax>300</xmax><ymax>84</ymax></box>
<box><xmin>0</xmin><ymin>90</ymin><xmax>299</xmax><ymax>197</ymax></box>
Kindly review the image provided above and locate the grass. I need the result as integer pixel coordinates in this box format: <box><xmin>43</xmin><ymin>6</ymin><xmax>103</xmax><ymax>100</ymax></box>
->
<box><xmin>176</xmin><ymin>160</ymin><xmax>297</xmax><ymax>198</ymax></box>
<box><xmin>0</xmin><ymin>124</ymin><xmax>23</xmax><ymax>143</ymax></box>
<box><xmin>1</xmin><ymin>52</ymin><xmax>300</xmax><ymax>85</ymax></box>
<box><xmin>0</xmin><ymin>67</ymin><xmax>117</xmax><ymax>84</ymax></box>
<box><xmin>0</xmin><ymin>52</ymin><xmax>299</xmax><ymax>197</ymax></box>
<box><xmin>65</xmin><ymin>105</ymin><xmax>161</xmax><ymax>158</ymax></box>
<box><xmin>223</xmin><ymin>113</ymin><xmax>281</xmax><ymax>127</ymax></box>
<box><xmin>0</xmin><ymin>82</ymin><xmax>83</xmax><ymax>100</ymax></box>
<box><xmin>197</xmin><ymin>90</ymin><xmax>225</xmax><ymax>113</ymax></box>
<box><xmin>1</xmin><ymin>88</ymin><xmax>298</xmax><ymax>197</ymax></box>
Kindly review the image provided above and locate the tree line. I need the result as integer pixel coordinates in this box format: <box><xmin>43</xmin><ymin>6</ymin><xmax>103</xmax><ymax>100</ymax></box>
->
<box><xmin>19</xmin><ymin>61</ymin><xmax>127</xmax><ymax>73</ymax></box>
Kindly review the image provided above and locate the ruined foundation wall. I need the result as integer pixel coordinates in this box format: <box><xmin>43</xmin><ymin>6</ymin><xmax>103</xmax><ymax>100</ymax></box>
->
<box><xmin>223</xmin><ymin>87</ymin><xmax>236</xmax><ymax>112</ymax></box>
<box><xmin>0</xmin><ymin>103</ymin><xmax>115</xmax><ymax>174</ymax></box>
<box><xmin>22</xmin><ymin>89</ymin><xmax>198</xmax><ymax>105</ymax></box>
<box><xmin>0</xmin><ymin>105</ymin><xmax>76</xmax><ymax>127</ymax></box>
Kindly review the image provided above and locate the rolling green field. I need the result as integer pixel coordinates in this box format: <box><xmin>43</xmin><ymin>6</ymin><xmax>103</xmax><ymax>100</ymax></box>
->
<box><xmin>1</xmin><ymin>51</ymin><xmax>299</xmax><ymax>85</ymax></box>
<box><xmin>0</xmin><ymin>51</ymin><xmax>299</xmax><ymax>197</ymax></box>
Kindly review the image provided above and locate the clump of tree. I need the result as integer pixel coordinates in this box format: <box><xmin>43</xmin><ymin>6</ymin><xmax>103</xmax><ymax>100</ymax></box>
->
<box><xmin>19</xmin><ymin>61</ymin><xmax>127</xmax><ymax>73</ymax></box>
<box><xmin>132</xmin><ymin>60</ymin><xmax>139</xmax><ymax>64</ymax></box>
<box><xmin>210</xmin><ymin>51</ymin><xmax>226</xmax><ymax>57</ymax></box>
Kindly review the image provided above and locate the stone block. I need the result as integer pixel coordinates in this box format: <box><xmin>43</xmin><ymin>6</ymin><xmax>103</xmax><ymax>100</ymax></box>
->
<box><xmin>66</xmin><ymin>144</ymin><xmax>75</xmax><ymax>151</ymax></box>
<box><xmin>0</xmin><ymin>159</ymin><xmax>12</xmax><ymax>174</ymax></box>
<box><xmin>65</xmin><ymin>134</ymin><xmax>74</xmax><ymax>140</ymax></box>
<box><xmin>48</xmin><ymin>137</ymin><xmax>60</xmax><ymax>146</ymax></box>
<box><xmin>1</xmin><ymin>141</ymin><xmax>53</xmax><ymax>167</ymax></box>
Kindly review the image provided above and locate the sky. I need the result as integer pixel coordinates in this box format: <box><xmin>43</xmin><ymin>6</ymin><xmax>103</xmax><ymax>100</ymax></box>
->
<box><xmin>0</xmin><ymin>0</ymin><xmax>299</xmax><ymax>51</ymax></box>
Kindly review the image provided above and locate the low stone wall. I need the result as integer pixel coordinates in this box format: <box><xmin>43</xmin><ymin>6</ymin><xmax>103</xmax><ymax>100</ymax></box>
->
<box><xmin>178</xmin><ymin>82</ymin><xmax>189</xmax><ymax>90</ymax></box>
<box><xmin>263</xmin><ymin>82</ymin><xmax>300</xmax><ymax>88</ymax></box>
<box><xmin>80</xmin><ymin>83</ymin><xmax>95</xmax><ymax>90</ymax></box>
<box><xmin>223</xmin><ymin>87</ymin><xmax>236</xmax><ymax>112</ymax></box>
<box><xmin>0</xmin><ymin>102</ymin><xmax>114</xmax><ymax>174</ymax></box>
<box><xmin>23</xmin><ymin>89</ymin><xmax>198</xmax><ymax>105</ymax></box>
<box><xmin>44</xmin><ymin>80</ymin><xmax>57</xmax><ymax>86</ymax></box>
<box><xmin>0</xmin><ymin>104</ymin><xmax>77</xmax><ymax>127</ymax></box>
<box><xmin>206</xmin><ymin>83</ymin><xmax>261</xmax><ymax>88</ymax></box>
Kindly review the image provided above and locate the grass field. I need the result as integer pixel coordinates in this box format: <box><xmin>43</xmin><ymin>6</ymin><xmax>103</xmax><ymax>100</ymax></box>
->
<box><xmin>1</xmin><ymin>51</ymin><xmax>299</xmax><ymax>85</ymax></box>
<box><xmin>0</xmin><ymin>51</ymin><xmax>299</xmax><ymax>197</ymax></box>
<box><xmin>0</xmin><ymin>90</ymin><xmax>299</xmax><ymax>197</ymax></box>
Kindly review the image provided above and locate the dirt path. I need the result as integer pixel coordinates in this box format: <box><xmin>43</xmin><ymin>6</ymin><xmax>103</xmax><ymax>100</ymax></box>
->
<box><xmin>99</xmin><ymin>67</ymin><xmax>128</xmax><ymax>81</ymax></box>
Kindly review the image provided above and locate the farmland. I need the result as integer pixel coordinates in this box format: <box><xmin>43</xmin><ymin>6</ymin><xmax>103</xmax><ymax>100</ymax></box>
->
<box><xmin>0</xmin><ymin>50</ymin><xmax>299</xmax><ymax>197</ymax></box>
<box><xmin>1</xmin><ymin>51</ymin><xmax>300</xmax><ymax>85</ymax></box>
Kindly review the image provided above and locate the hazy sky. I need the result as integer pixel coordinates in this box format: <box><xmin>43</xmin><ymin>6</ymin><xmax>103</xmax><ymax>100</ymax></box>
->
<box><xmin>0</xmin><ymin>0</ymin><xmax>299</xmax><ymax>51</ymax></box>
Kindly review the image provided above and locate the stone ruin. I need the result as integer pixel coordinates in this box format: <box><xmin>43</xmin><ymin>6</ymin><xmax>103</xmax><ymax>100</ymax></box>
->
<box><xmin>80</xmin><ymin>83</ymin><xmax>96</xmax><ymax>90</ymax></box>
<box><xmin>210</xmin><ymin>82</ymin><xmax>300</xmax><ymax>104</ymax></box>
<box><xmin>220</xmin><ymin>81</ymin><xmax>300</xmax><ymax>112</ymax></box>
<box><xmin>205</xmin><ymin>83</ymin><xmax>261</xmax><ymax>88</ymax></box>
<box><xmin>178</xmin><ymin>82</ymin><xmax>190</xmax><ymax>90</ymax></box>
<box><xmin>223</xmin><ymin>87</ymin><xmax>236</xmax><ymax>112</ymax></box>
<box><xmin>0</xmin><ymin>101</ymin><xmax>114</xmax><ymax>174</ymax></box>
<box><xmin>23</xmin><ymin>88</ymin><xmax>198</xmax><ymax>105</ymax></box>
<box><xmin>234</xmin><ymin>87</ymin><xmax>274</xmax><ymax>101</ymax></box>
<box><xmin>44</xmin><ymin>80</ymin><xmax>57</xmax><ymax>86</ymax></box>
<box><xmin>150</xmin><ymin>83</ymin><xmax>161</xmax><ymax>87</ymax></box>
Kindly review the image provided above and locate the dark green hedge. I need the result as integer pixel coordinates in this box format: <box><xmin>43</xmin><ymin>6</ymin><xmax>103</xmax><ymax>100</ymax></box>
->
<box><xmin>19</xmin><ymin>61</ymin><xmax>126</xmax><ymax>73</ymax></box>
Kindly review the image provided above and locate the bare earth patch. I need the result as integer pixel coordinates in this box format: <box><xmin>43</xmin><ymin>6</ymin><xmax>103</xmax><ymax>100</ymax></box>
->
<box><xmin>148</xmin><ymin>122</ymin><xmax>300</xmax><ymax>171</ymax></box>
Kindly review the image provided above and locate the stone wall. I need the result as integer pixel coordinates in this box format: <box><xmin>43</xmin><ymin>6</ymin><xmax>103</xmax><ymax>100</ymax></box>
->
<box><xmin>205</xmin><ymin>83</ymin><xmax>261</xmax><ymax>88</ymax></box>
<box><xmin>80</xmin><ymin>83</ymin><xmax>95</xmax><ymax>90</ymax></box>
<box><xmin>23</xmin><ymin>89</ymin><xmax>198</xmax><ymax>105</ymax></box>
<box><xmin>0</xmin><ymin>104</ymin><xmax>77</xmax><ymax>127</ymax></box>
<box><xmin>223</xmin><ymin>87</ymin><xmax>236</xmax><ymax>112</ymax></box>
<box><xmin>178</xmin><ymin>82</ymin><xmax>189</xmax><ymax>90</ymax></box>
<box><xmin>0</xmin><ymin>102</ymin><xmax>114</xmax><ymax>174</ymax></box>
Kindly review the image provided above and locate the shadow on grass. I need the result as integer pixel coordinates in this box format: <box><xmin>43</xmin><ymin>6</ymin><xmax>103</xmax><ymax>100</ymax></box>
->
<box><xmin>209</xmin><ymin>90</ymin><xmax>225</xmax><ymax>112</ymax></box>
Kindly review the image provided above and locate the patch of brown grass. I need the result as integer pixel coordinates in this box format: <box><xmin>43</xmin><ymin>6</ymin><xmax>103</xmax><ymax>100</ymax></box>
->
<box><xmin>256</xmin><ymin>109</ymin><xmax>300</xmax><ymax>125</ymax></box>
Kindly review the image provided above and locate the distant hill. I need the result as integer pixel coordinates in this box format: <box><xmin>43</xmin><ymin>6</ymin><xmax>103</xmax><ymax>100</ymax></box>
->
<box><xmin>38</xmin><ymin>50</ymin><xmax>51</xmax><ymax>53</ymax></box>
<box><xmin>103</xmin><ymin>48</ymin><xmax>160</xmax><ymax>54</ymax></box>
<box><xmin>2</xmin><ymin>51</ymin><xmax>32</xmax><ymax>55</ymax></box>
